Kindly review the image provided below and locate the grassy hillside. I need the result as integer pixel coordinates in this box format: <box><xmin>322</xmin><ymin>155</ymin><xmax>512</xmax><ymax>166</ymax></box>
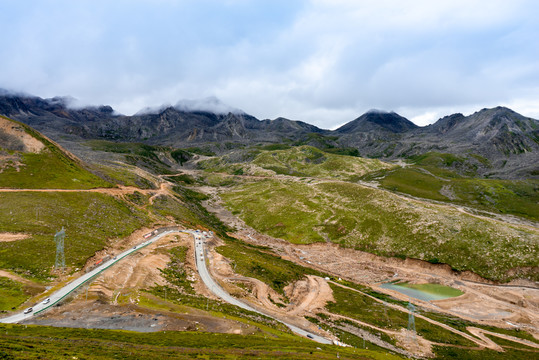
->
<box><xmin>0</xmin><ymin>116</ymin><xmax>112</xmax><ymax>189</ymax></box>
<box><xmin>363</xmin><ymin>152</ymin><xmax>539</xmax><ymax>221</ymax></box>
<box><xmin>87</xmin><ymin>139</ymin><xmax>191</xmax><ymax>174</ymax></box>
<box><xmin>252</xmin><ymin>145</ymin><xmax>395</xmax><ymax>180</ymax></box>
<box><xmin>201</xmin><ymin>147</ymin><xmax>538</xmax><ymax>223</ymax></box>
<box><xmin>221</xmin><ymin>179</ymin><xmax>538</xmax><ymax>281</ymax></box>
<box><xmin>0</xmin><ymin>324</ymin><xmax>400</xmax><ymax>360</ymax></box>
<box><xmin>216</xmin><ymin>238</ymin><xmax>323</xmax><ymax>295</ymax></box>
<box><xmin>199</xmin><ymin>145</ymin><xmax>395</xmax><ymax>180</ymax></box>
<box><xmin>0</xmin><ymin>277</ymin><xmax>32</xmax><ymax>311</ymax></box>
<box><xmin>0</xmin><ymin>192</ymin><xmax>151</xmax><ymax>280</ymax></box>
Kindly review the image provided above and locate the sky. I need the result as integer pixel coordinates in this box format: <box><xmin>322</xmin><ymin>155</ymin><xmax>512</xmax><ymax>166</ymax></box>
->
<box><xmin>1</xmin><ymin>0</ymin><xmax>538</xmax><ymax>129</ymax></box>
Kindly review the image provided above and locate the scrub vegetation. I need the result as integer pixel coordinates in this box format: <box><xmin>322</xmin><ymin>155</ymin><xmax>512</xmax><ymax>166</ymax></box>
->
<box><xmin>0</xmin><ymin>324</ymin><xmax>397</xmax><ymax>360</ymax></box>
<box><xmin>199</xmin><ymin>145</ymin><xmax>395</xmax><ymax>181</ymax></box>
<box><xmin>0</xmin><ymin>117</ymin><xmax>111</xmax><ymax>189</ymax></box>
<box><xmin>221</xmin><ymin>179</ymin><xmax>538</xmax><ymax>282</ymax></box>
<box><xmin>0</xmin><ymin>277</ymin><xmax>31</xmax><ymax>311</ymax></box>
<box><xmin>364</xmin><ymin>153</ymin><xmax>539</xmax><ymax>221</ymax></box>
<box><xmin>216</xmin><ymin>238</ymin><xmax>322</xmax><ymax>295</ymax></box>
<box><xmin>0</xmin><ymin>192</ymin><xmax>151</xmax><ymax>280</ymax></box>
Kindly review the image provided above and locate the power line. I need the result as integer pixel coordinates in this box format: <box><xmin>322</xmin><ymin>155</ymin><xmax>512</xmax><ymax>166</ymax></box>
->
<box><xmin>407</xmin><ymin>300</ymin><xmax>417</xmax><ymax>343</ymax></box>
<box><xmin>54</xmin><ymin>227</ymin><xmax>66</xmax><ymax>271</ymax></box>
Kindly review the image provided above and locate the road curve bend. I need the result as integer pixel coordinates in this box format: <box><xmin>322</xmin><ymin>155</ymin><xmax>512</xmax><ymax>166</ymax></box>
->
<box><xmin>0</xmin><ymin>227</ymin><xmax>333</xmax><ymax>345</ymax></box>
<box><xmin>191</xmin><ymin>231</ymin><xmax>332</xmax><ymax>344</ymax></box>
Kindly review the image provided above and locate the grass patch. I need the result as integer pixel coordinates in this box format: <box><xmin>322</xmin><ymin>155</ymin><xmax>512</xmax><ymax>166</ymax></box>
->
<box><xmin>0</xmin><ymin>192</ymin><xmax>151</xmax><ymax>280</ymax></box>
<box><xmin>183</xmin><ymin>146</ymin><xmax>216</xmax><ymax>156</ymax></box>
<box><xmin>198</xmin><ymin>145</ymin><xmax>394</xmax><ymax>181</ymax></box>
<box><xmin>158</xmin><ymin>246</ymin><xmax>194</xmax><ymax>295</ymax></box>
<box><xmin>484</xmin><ymin>334</ymin><xmax>538</xmax><ymax>350</ymax></box>
<box><xmin>124</xmin><ymin>191</ymin><xmax>150</xmax><ymax>206</ymax></box>
<box><xmin>148</xmin><ymin>185</ymin><xmax>229</xmax><ymax>235</ymax></box>
<box><xmin>366</xmin><ymin>159</ymin><xmax>539</xmax><ymax>222</ymax></box>
<box><xmin>432</xmin><ymin>345</ymin><xmax>538</xmax><ymax>360</ymax></box>
<box><xmin>91</xmin><ymin>163</ymin><xmax>156</xmax><ymax>189</ymax></box>
<box><xmin>373</xmin><ymin>167</ymin><xmax>448</xmax><ymax>201</ymax></box>
<box><xmin>216</xmin><ymin>238</ymin><xmax>322</xmax><ymax>295</ymax></box>
<box><xmin>86</xmin><ymin>140</ymin><xmax>162</xmax><ymax>160</ymax></box>
<box><xmin>307</xmin><ymin>316</ymin><xmax>402</xmax><ymax>355</ymax></box>
<box><xmin>0</xmin><ymin>324</ymin><xmax>394</xmax><ymax>360</ymax></box>
<box><xmin>164</xmin><ymin>173</ymin><xmax>197</xmax><ymax>185</ymax></box>
<box><xmin>252</xmin><ymin>145</ymin><xmax>394</xmax><ymax>180</ymax></box>
<box><xmin>417</xmin><ymin>309</ymin><xmax>538</xmax><ymax>346</ymax></box>
<box><xmin>0</xmin><ymin>277</ymin><xmax>31</xmax><ymax>311</ymax></box>
<box><xmin>0</xmin><ymin>117</ymin><xmax>112</xmax><ymax>189</ymax></box>
<box><xmin>221</xmin><ymin>179</ymin><xmax>539</xmax><ymax>282</ymax></box>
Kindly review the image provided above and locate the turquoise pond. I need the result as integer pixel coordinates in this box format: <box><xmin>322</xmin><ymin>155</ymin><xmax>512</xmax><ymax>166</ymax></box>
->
<box><xmin>379</xmin><ymin>282</ymin><xmax>463</xmax><ymax>302</ymax></box>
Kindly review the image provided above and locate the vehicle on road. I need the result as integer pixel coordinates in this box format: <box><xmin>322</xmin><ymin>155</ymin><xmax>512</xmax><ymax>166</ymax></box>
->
<box><xmin>307</xmin><ymin>334</ymin><xmax>314</xmax><ymax>339</ymax></box>
<box><xmin>133</xmin><ymin>246</ymin><xmax>137</xmax><ymax>249</ymax></box>
<box><xmin>23</xmin><ymin>307</ymin><xmax>33</xmax><ymax>314</ymax></box>
<box><xmin>42</xmin><ymin>298</ymin><xmax>50</xmax><ymax>305</ymax></box>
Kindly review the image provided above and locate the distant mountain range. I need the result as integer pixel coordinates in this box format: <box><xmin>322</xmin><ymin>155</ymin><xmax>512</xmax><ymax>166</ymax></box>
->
<box><xmin>1</xmin><ymin>92</ymin><xmax>538</xmax><ymax>178</ymax></box>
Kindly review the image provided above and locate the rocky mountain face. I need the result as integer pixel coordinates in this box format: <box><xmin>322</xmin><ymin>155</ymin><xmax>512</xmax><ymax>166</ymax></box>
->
<box><xmin>0</xmin><ymin>92</ymin><xmax>537</xmax><ymax>178</ymax></box>
<box><xmin>335</xmin><ymin>110</ymin><xmax>418</xmax><ymax>134</ymax></box>
<box><xmin>336</xmin><ymin>107</ymin><xmax>539</xmax><ymax>178</ymax></box>
<box><xmin>0</xmin><ymin>94</ymin><xmax>325</xmax><ymax>147</ymax></box>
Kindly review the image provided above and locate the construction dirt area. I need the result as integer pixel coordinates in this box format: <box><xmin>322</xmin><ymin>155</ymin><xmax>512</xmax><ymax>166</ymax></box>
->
<box><xmin>24</xmin><ymin>228</ymin><xmax>263</xmax><ymax>336</ymax></box>
<box><xmin>203</xmin><ymin>192</ymin><xmax>539</xmax><ymax>339</ymax></box>
<box><xmin>24</xmin><ymin>223</ymin><xmax>338</xmax><ymax>337</ymax></box>
<box><xmin>17</xmin><ymin>213</ymin><xmax>539</xmax><ymax>357</ymax></box>
<box><xmin>228</xmin><ymin>226</ymin><xmax>539</xmax><ymax>331</ymax></box>
<box><xmin>0</xmin><ymin>232</ymin><xmax>30</xmax><ymax>242</ymax></box>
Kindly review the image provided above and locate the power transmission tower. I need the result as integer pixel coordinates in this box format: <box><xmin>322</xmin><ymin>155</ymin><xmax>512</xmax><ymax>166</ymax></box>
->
<box><xmin>54</xmin><ymin>227</ymin><xmax>66</xmax><ymax>271</ymax></box>
<box><xmin>407</xmin><ymin>300</ymin><xmax>416</xmax><ymax>342</ymax></box>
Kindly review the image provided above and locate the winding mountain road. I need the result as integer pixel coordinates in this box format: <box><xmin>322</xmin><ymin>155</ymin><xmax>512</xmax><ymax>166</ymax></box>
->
<box><xmin>0</xmin><ymin>227</ymin><xmax>333</xmax><ymax>344</ymax></box>
<box><xmin>192</xmin><ymin>232</ymin><xmax>332</xmax><ymax>344</ymax></box>
<box><xmin>0</xmin><ymin>229</ymin><xmax>175</xmax><ymax>324</ymax></box>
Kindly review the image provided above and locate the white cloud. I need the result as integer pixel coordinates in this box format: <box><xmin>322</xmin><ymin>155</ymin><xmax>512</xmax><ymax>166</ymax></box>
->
<box><xmin>0</xmin><ymin>0</ymin><xmax>538</xmax><ymax>127</ymax></box>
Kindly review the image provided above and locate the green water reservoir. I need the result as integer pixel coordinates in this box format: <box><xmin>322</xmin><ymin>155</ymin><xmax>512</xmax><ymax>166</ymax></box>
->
<box><xmin>379</xmin><ymin>281</ymin><xmax>463</xmax><ymax>301</ymax></box>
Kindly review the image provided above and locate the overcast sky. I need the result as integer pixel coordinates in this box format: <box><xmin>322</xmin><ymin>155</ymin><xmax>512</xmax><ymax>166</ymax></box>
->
<box><xmin>1</xmin><ymin>0</ymin><xmax>538</xmax><ymax>129</ymax></box>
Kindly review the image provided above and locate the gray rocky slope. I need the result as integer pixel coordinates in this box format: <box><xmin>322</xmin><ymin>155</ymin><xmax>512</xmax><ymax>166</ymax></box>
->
<box><xmin>0</xmin><ymin>92</ymin><xmax>537</xmax><ymax>178</ymax></box>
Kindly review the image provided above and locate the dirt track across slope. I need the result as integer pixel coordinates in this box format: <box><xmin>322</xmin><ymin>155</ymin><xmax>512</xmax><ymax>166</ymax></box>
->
<box><xmin>0</xmin><ymin>233</ymin><xmax>29</xmax><ymax>242</ymax></box>
<box><xmin>197</xmin><ymin>186</ymin><xmax>539</xmax><ymax>340</ymax></box>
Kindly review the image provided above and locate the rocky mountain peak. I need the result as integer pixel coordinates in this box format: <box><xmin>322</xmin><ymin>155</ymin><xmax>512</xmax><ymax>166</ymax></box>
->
<box><xmin>335</xmin><ymin>109</ymin><xmax>418</xmax><ymax>134</ymax></box>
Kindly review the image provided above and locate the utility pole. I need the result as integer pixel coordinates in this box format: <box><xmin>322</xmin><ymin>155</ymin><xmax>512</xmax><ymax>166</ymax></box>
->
<box><xmin>407</xmin><ymin>300</ymin><xmax>417</xmax><ymax>343</ymax></box>
<box><xmin>54</xmin><ymin>227</ymin><xmax>66</xmax><ymax>271</ymax></box>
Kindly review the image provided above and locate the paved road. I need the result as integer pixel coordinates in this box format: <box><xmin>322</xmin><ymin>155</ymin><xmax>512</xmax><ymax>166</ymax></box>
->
<box><xmin>191</xmin><ymin>231</ymin><xmax>333</xmax><ymax>344</ymax></box>
<box><xmin>0</xmin><ymin>227</ymin><xmax>333</xmax><ymax>344</ymax></box>
<box><xmin>0</xmin><ymin>229</ymin><xmax>177</xmax><ymax>324</ymax></box>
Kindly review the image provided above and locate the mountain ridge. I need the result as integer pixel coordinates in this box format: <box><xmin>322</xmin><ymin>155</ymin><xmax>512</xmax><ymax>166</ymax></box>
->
<box><xmin>1</xmin><ymin>92</ymin><xmax>537</xmax><ymax>178</ymax></box>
